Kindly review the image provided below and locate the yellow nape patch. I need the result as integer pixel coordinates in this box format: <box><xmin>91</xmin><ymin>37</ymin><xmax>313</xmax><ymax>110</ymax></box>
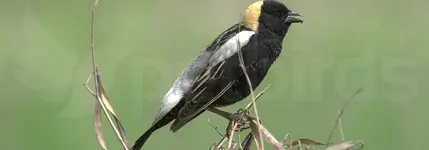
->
<box><xmin>242</xmin><ymin>1</ymin><xmax>263</xmax><ymax>32</ymax></box>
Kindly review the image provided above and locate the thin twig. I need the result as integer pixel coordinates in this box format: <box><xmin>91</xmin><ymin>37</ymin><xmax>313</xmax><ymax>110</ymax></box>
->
<box><xmin>228</xmin><ymin>123</ymin><xmax>238</xmax><ymax>149</ymax></box>
<box><xmin>325</xmin><ymin>88</ymin><xmax>363</xmax><ymax>147</ymax></box>
<box><xmin>84</xmin><ymin>73</ymin><xmax>96</xmax><ymax>96</ymax></box>
<box><xmin>86</xmin><ymin>0</ymin><xmax>129</xmax><ymax>149</ymax></box>
<box><xmin>208</xmin><ymin>118</ymin><xmax>225</xmax><ymax>137</ymax></box>
<box><xmin>245</xmin><ymin>84</ymin><xmax>272</xmax><ymax>110</ymax></box>
<box><xmin>208</xmin><ymin>83</ymin><xmax>271</xmax><ymax>150</ymax></box>
<box><xmin>235</xmin><ymin>13</ymin><xmax>264</xmax><ymax>150</ymax></box>
<box><xmin>84</xmin><ymin>70</ymin><xmax>130</xmax><ymax>149</ymax></box>
<box><xmin>338</xmin><ymin>118</ymin><xmax>345</xmax><ymax>142</ymax></box>
<box><xmin>89</xmin><ymin>0</ymin><xmax>106</xmax><ymax>149</ymax></box>
<box><xmin>207</xmin><ymin>84</ymin><xmax>271</xmax><ymax>121</ymax></box>
<box><xmin>90</xmin><ymin>0</ymin><xmax>98</xmax><ymax>75</ymax></box>
<box><xmin>216</xmin><ymin>137</ymin><xmax>229</xmax><ymax>149</ymax></box>
<box><xmin>96</xmin><ymin>69</ymin><xmax>130</xmax><ymax>149</ymax></box>
<box><xmin>237</xmin><ymin>131</ymin><xmax>243</xmax><ymax>150</ymax></box>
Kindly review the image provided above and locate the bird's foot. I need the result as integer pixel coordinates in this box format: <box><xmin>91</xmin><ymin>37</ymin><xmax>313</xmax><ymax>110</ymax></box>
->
<box><xmin>206</xmin><ymin>107</ymin><xmax>252</xmax><ymax>137</ymax></box>
<box><xmin>225</xmin><ymin>109</ymin><xmax>251</xmax><ymax>137</ymax></box>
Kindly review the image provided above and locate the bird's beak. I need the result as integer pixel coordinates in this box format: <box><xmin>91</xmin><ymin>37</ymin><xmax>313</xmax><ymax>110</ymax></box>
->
<box><xmin>285</xmin><ymin>10</ymin><xmax>303</xmax><ymax>24</ymax></box>
<box><xmin>288</xmin><ymin>10</ymin><xmax>303</xmax><ymax>17</ymax></box>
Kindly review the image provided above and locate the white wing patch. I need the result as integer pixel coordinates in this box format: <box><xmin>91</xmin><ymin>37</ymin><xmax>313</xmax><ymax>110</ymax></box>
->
<box><xmin>208</xmin><ymin>30</ymin><xmax>256</xmax><ymax>68</ymax></box>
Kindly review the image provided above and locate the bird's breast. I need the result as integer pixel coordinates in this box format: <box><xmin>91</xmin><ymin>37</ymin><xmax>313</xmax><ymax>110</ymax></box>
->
<box><xmin>212</xmin><ymin>57</ymin><xmax>276</xmax><ymax>107</ymax></box>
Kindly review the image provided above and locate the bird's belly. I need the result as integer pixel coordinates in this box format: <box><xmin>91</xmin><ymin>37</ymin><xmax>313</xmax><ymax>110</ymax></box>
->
<box><xmin>211</xmin><ymin>67</ymin><xmax>268</xmax><ymax>107</ymax></box>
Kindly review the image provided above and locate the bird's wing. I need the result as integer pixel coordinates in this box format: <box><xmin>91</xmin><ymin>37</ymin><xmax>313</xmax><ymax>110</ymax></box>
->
<box><xmin>151</xmin><ymin>50</ymin><xmax>212</xmax><ymax>125</ymax></box>
<box><xmin>151</xmin><ymin>24</ymin><xmax>251</xmax><ymax>125</ymax></box>
<box><xmin>170</xmin><ymin>24</ymin><xmax>257</xmax><ymax>131</ymax></box>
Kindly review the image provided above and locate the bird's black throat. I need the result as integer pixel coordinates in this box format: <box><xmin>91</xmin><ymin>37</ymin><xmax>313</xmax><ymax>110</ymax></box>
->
<box><xmin>257</xmin><ymin>13</ymin><xmax>291</xmax><ymax>40</ymax></box>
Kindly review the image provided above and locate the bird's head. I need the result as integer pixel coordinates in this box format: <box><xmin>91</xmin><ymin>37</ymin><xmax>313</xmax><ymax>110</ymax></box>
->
<box><xmin>242</xmin><ymin>0</ymin><xmax>303</xmax><ymax>34</ymax></box>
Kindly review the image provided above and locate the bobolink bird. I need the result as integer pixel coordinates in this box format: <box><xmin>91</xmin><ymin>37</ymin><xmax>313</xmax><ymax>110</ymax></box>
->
<box><xmin>132</xmin><ymin>0</ymin><xmax>303</xmax><ymax>149</ymax></box>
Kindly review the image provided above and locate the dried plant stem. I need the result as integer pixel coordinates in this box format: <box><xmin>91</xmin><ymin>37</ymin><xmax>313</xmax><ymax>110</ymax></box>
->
<box><xmin>208</xmin><ymin>87</ymin><xmax>365</xmax><ymax>150</ymax></box>
<box><xmin>85</xmin><ymin>0</ymin><xmax>129</xmax><ymax>149</ymax></box>
<box><xmin>234</xmin><ymin>13</ymin><xmax>263</xmax><ymax>150</ymax></box>
<box><xmin>216</xmin><ymin>137</ymin><xmax>229</xmax><ymax>149</ymax></box>
<box><xmin>90</xmin><ymin>0</ymin><xmax>98</xmax><ymax>72</ymax></box>
<box><xmin>325</xmin><ymin>88</ymin><xmax>363</xmax><ymax>147</ymax></box>
<box><xmin>84</xmin><ymin>72</ymin><xmax>129</xmax><ymax>149</ymax></box>
<box><xmin>210</xmin><ymin>83</ymin><xmax>272</xmax><ymax>150</ymax></box>
<box><xmin>237</xmin><ymin>132</ymin><xmax>243</xmax><ymax>150</ymax></box>
<box><xmin>245</xmin><ymin>84</ymin><xmax>271</xmax><ymax>110</ymax></box>
<box><xmin>338</xmin><ymin>118</ymin><xmax>345</xmax><ymax>142</ymax></box>
<box><xmin>228</xmin><ymin>123</ymin><xmax>238</xmax><ymax>149</ymax></box>
<box><xmin>238</xmin><ymin>60</ymin><xmax>263</xmax><ymax>149</ymax></box>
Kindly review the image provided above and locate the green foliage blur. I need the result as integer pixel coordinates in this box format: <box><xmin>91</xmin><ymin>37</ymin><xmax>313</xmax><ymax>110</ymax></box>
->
<box><xmin>1</xmin><ymin>0</ymin><xmax>428</xmax><ymax>149</ymax></box>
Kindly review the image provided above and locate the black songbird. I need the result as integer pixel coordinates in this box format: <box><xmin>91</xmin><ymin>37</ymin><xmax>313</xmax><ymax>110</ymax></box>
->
<box><xmin>132</xmin><ymin>0</ymin><xmax>303</xmax><ymax>149</ymax></box>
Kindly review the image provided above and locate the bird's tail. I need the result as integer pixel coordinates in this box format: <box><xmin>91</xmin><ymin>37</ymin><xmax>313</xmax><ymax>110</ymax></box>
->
<box><xmin>131</xmin><ymin>125</ymin><xmax>158</xmax><ymax>150</ymax></box>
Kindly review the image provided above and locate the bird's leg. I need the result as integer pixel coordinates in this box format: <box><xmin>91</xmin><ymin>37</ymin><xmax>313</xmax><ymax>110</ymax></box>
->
<box><xmin>207</xmin><ymin>107</ymin><xmax>233</xmax><ymax>120</ymax></box>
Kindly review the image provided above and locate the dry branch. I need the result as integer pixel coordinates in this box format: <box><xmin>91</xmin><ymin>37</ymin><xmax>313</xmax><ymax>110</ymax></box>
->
<box><xmin>83</xmin><ymin>0</ymin><xmax>130</xmax><ymax>149</ymax></box>
<box><xmin>235</xmin><ymin>13</ymin><xmax>264</xmax><ymax>150</ymax></box>
<box><xmin>209</xmin><ymin>88</ymin><xmax>365</xmax><ymax>150</ymax></box>
<box><xmin>325</xmin><ymin>88</ymin><xmax>364</xmax><ymax>147</ymax></box>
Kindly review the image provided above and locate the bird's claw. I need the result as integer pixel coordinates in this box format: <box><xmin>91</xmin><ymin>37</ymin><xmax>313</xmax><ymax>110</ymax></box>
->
<box><xmin>225</xmin><ymin>109</ymin><xmax>251</xmax><ymax>137</ymax></box>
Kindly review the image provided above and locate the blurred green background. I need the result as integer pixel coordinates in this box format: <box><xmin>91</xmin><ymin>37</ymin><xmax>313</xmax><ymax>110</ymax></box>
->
<box><xmin>1</xmin><ymin>0</ymin><xmax>428</xmax><ymax>149</ymax></box>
